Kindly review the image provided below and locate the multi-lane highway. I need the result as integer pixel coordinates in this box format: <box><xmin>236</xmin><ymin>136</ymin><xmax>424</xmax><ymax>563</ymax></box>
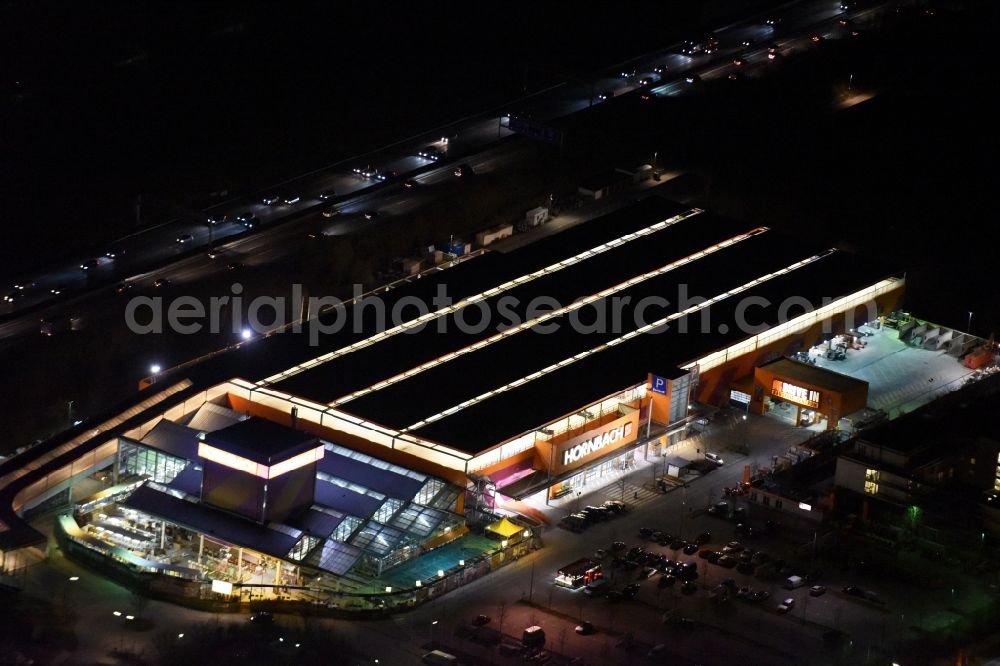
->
<box><xmin>1</xmin><ymin>0</ymin><xmax>884</xmax><ymax>340</ymax></box>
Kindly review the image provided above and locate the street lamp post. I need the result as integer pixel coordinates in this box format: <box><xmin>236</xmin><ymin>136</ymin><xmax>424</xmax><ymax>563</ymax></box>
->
<box><xmin>967</xmin><ymin>311</ymin><xmax>973</xmax><ymax>334</ymax></box>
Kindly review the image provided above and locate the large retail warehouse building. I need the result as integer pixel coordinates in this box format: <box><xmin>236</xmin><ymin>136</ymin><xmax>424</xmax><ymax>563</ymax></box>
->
<box><xmin>203</xmin><ymin>196</ymin><xmax>903</xmax><ymax>503</ymax></box>
<box><xmin>1</xmin><ymin>197</ymin><xmax>903</xmax><ymax>579</ymax></box>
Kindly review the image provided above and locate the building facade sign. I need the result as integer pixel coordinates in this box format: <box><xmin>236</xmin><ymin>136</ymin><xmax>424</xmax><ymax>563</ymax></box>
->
<box><xmin>771</xmin><ymin>380</ymin><xmax>820</xmax><ymax>408</ymax></box>
<box><xmin>554</xmin><ymin>412</ymin><xmax>640</xmax><ymax>474</ymax></box>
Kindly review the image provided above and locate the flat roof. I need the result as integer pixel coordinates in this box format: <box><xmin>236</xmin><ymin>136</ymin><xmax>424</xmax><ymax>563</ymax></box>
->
<box><xmin>202</xmin><ymin>417</ymin><xmax>319</xmax><ymax>465</ymax></box>
<box><xmin>197</xmin><ymin>196</ymin><xmax>694</xmax><ymax>390</ymax></box>
<box><xmin>413</xmin><ymin>250</ymin><xmax>890</xmax><ymax>451</ymax></box>
<box><xmin>757</xmin><ymin>357</ymin><xmax>869</xmax><ymax>395</ymax></box>
<box><xmin>275</xmin><ymin>205</ymin><xmax>749</xmax><ymax>404</ymax></box>
<box><xmin>254</xmin><ymin>197</ymin><xmax>896</xmax><ymax>455</ymax></box>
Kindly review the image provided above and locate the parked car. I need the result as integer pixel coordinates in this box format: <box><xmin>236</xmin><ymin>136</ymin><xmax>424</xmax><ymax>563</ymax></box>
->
<box><xmin>705</xmin><ymin>452</ymin><xmax>724</xmax><ymax>466</ymax></box>
<box><xmin>718</xmin><ymin>555</ymin><xmax>738</xmax><ymax>569</ymax></box>
<box><xmin>603</xmin><ymin>500</ymin><xmax>628</xmax><ymax>513</ymax></box>
<box><xmin>575</xmin><ymin>621</ymin><xmax>596</xmax><ymax>636</ymax></box>
<box><xmin>843</xmin><ymin>586</ymin><xmax>866</xmax><ymax>598</ymax></box>
<box><xmin>682</xmin><ymin>543</ymin><xmax>699</xmax><ymax>555</ymax></box>
<box><xmin>658</xmin><ymin>574</ymin><xmax>676</xmax><ymax>588</ymax></box>
<box><xmin>473</xmin><ymin>614</ymin><xmax>491</xmax><ymax>626</ymax></box>
<box><xmin>622</xmin><ymin>583</ymin><xmax>640</xmax><ymax>599</ymax></box>
<box><xmin>751</xmin><ymin>590</ymin><xmax>770</xmax><ymax>602</ymax></box>
<box><xmin>723</xmin><ymin>541</ymin><xmax>744</xmax><ymax>553</ymax></box>
<box><xmin>777</xmin><ymin>598</ymin><xmax>795</xmax><ymax>613</ymax></box>
<box><xmin>695</xmin><ymin>532</ymin><xmax>711</xmax><ymax>545</ymax></box>
<box><xmin>809</xmin><ymin>585</ymin><xmax>827</xmax><ymax>597</ymax></box>
<box><xmin>680</xmin><ymin>581</ymin><xmax>698</xmax><ymax>595</ymax></box>
<box><xmin>610</xmin><ymin>541</ymin><xmax>627</xmax><ymax>552</ymax></box>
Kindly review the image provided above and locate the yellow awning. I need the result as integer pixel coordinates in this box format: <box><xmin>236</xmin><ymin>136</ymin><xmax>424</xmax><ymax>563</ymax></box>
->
<box><xmin>485</xmin><ymin>517</ymin><xmax>524</xmax><ymax>539</ymax></box>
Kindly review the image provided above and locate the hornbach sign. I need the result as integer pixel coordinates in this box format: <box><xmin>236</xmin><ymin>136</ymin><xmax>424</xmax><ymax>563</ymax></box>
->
<box><xmin>555</xmin><ymin>412</ymin><xmax>640</xmax><ymax>474</ymax></box>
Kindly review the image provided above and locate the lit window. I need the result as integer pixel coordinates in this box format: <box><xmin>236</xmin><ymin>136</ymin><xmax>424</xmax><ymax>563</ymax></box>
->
<box><xmin>864</xmin><ymin>468</ymin><xmax>879</xmax><ymax>495</ymax></box>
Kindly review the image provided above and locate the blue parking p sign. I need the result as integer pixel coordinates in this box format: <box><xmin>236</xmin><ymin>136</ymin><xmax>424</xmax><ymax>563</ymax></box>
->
<box><xmin>651</xmin><ymin>375</ymin><xmax>668</xmax><ymax>395</ymax></box>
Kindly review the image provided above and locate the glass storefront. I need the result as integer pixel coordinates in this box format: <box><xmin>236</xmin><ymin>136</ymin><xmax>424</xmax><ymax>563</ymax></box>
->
<box><xmin>548</xmin><ymin>446</ymin><xmax>639</xmax><ymax>499</ymax></box>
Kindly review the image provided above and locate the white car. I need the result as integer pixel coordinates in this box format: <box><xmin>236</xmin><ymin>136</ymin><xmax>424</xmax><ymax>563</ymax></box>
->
<box><xmin>777</xmin><ymin>598</ymin><xmax>795</xmax><ymax>613</ymax></box>
<box><xmin>705</xmin><ymin>452</ymin><xmax>724</xmax><ymax>466</ymax></box>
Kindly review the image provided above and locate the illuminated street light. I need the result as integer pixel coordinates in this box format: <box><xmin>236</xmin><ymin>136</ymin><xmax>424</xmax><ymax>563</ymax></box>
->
<box><xmin>68</xmin><ymin>576</ymin><xmax>79</xmax><ymax>581</ymax></box>
<box><xmin>415</xmin><ymin>580</ymin><xmax>422</xmax><ymax>587</ymax></box>
<box><xmin>385</xmin><ymin>586</ymin><xmax>392</xmax><ymax>593</ymax></box>
<box><xmin>241</xmin><ymin>328</ymin><xmax>252</xmax><ymax>340</ymax></box>
<box><xmin>113</xmin><ymin>611</ymin><xmax>122</xmax><ymax>617</ymax></box>
<box><xmin>431</xmin><ymin>620</ymin><xmax>438</xmax><ymax>625</ymax></box>
<box><xmin>437</xmin><ymin>569</ymin><xmax>444</xmax><ymax>578</ymax></box>
<box><xmin>177</xmin><ymin>633</ymin><xmax>184</xmax><ymax>639</ymax></box>
<box><xmin>150</xmin><ymin>364</ymin><xmax>161</xmax><ymax>374</ymax></box>
<box><xmin>459</xmin><ymin>560</ymin><xmax>465</xmax><ymax>566</ymax></box>
<box><xmin>125</xmin><ymin>615</ymin><xmax>135</xmax><ymax>620</ymax></box>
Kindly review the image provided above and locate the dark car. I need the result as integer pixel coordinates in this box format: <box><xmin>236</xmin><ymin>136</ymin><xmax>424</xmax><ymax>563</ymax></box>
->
<box><xmin>249</xmin><ymin>611</ymin><xmax>273</xmax><ymax>625</ymax></box>
<box><xmin>695</xmin><ymin>532</ymin><xmax>711</xmax><ymax>545</ymax></box>
<box><xmin>751</xmin><ymin>590</ymin><xmax>771</xmax><ymax>602</ymax></box>
<box><xmin>707</xmin><ymin>501</ymin><xmax>729</xmax><ymax>516</ymax></box>
<box><xmin>682</xmin><ymin>543</ymin><xmax>700</xmax><ymax>555</ymax></box>
<box><xmin>622</xmin><ymin>583</ymin><xmax>640</xmax><ymax>599</ymax></box>
<box><xmin>706</xmin><ymin>552</ymin><xmax>722</xmax><ymax>565</ymax></box>
<box><xmin>655</xmin><ymin>532</ymin><xmax>673</xmax><ymax>546</ymax></box>
<box><xmin>676</xmin><ymin>566</ymin><xmax>698</xmax><ymax>581</ymax></box>
<box><xmin>639</xmin><ymin>527</ymin><xmax>655</xmax><ymax>540</ymax></box>
<box><xmin>575</xmin><ymin>621</ymin><xmax>596</xmax><ymax>636</ymax></box>
<box><xmin>115</xmin><ymin>283</ymin><xmax>133</xmax><ymax>295</ymax></box>
<box><xmin>658</xmin><ymin>574</ymin><xmax>676</xmax><ymax>588</ymax></box>
<box><xmin>626</xmin><ymin>547</ymin><xmax>646</xmax><ymax>560</ymax></box>
<box><xmin>723</xmin><ymin>541</ymin><xmax>744</xmax><ymax>553</ymax></box>
<box><xmin>843</xmin><ymin>586</ymin><xmax>866</xmax><ymax>598</ymax></box>
<box><xmin>720</xmin><ymin>578</ymin><xmax>737</xmax><ymax>590</ymax></box>
<box><xmin>603</xmin><ymin>500</ymin><xmax>628</xmax><ymax>513</ymax></box>
<box><xmin>738</xmin><ymin>550</ymin><xmax>755</xmax><ymax>563</ymax></box>
<box><xmin>610</xmin><ymin>541</ymin><xmax>627</xmax><ymax>552</ymax></box>
<box><xmin>669</xmin><ymin>539</ymin><xmax>686</xmax><ymax>551</ymax></box>
<box><xmin>680</xmin><ymin>581</ymin><xmax>698</xmax><ymax>595</ymax></box>
<box><xmin>473</xmin><ymin>614</ymin><xmax>491</xmax><ymax>626</ymax></box>
<box><xmin>718</xmin><ymin>555</ymin><xmax>738</xmax><ymax>569</ymax></box>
